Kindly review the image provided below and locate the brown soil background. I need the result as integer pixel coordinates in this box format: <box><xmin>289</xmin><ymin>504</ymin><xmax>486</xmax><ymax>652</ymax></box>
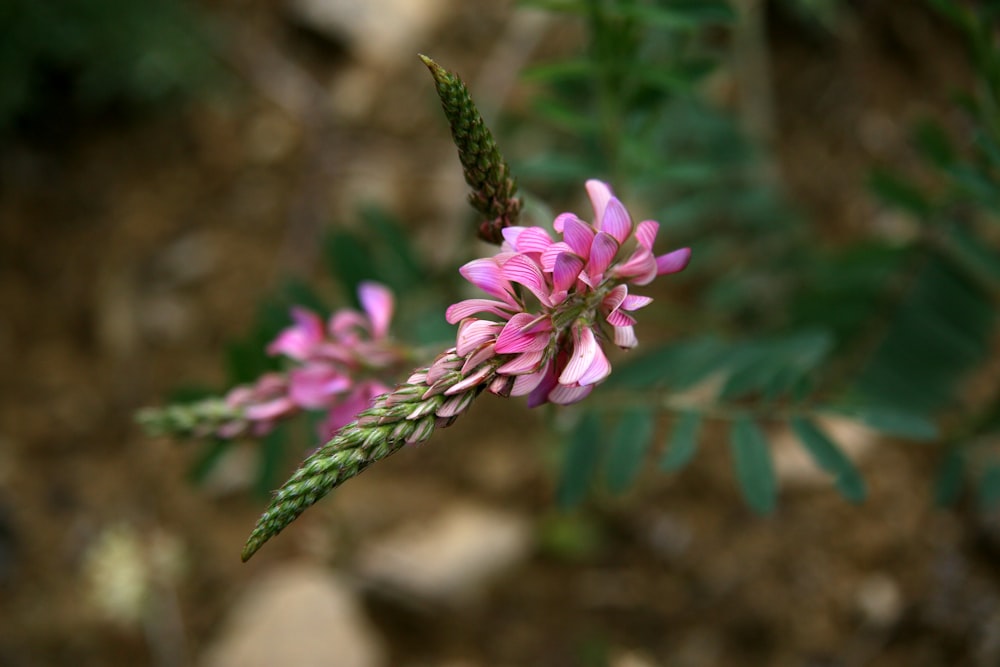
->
<box><xmin>2</xmin><ymin>1</ymin><xmax>998</xmax><ymax>666</ymax></box>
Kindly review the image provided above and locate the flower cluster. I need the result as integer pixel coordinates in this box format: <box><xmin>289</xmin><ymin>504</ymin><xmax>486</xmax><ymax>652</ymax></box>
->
<box><xmin>220</xmin><ymin>282</ymin><xmax>407</xmax><ymax>439</ymax></box>
<box><xmin>446</xmin><ymin>179</ymin><xmax>691</xmax><ymax>406</ymax></box>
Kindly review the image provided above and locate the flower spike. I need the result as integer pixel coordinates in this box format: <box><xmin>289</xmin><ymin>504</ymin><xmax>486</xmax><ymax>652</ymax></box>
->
<box><xmin>420</xmin><ymin>54</ymin><xmax>522</xmax><ymax>244</ymax></box>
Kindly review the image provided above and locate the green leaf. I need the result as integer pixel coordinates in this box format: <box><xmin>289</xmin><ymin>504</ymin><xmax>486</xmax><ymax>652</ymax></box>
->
<box><xmin>934</xmin><ymin>447</ymin><xmax>965</xmax><ymax>507</ymax></box>
<box><xmin>324</xmin><ymin>230</ymin><xmax>375</xmax><ymax>292</ymax></box>
<box><xmin>617</xmin><ymin>2</ymin><xmax>735</xmax><ymax>28</ymax></box>
<box><xmin>660</xmin><ymin>410</ymin><xmax>701</xmax><ymax>472</ymax></box>
<box><xmin>361</xmin><ymin>205</ymin><xmax>426</xmax><ymax>290</ymax></box>
<box><xmin>605</xmin><ymin>408</ymin><xmax>655</xmax><ymax>494</ymax></box>
<box><xmin>846</xmin><ymin>405</ymin><xmax>938</xmax><ymax>441</ymax></box>
<box><xmin>790</xmin><ymin>417</ymin><xmax>866</xmax><ymax>503</ymax></box>
<box><xmin>913</xmin><ymin>119</ymin><xmax>954</xmax><ymax>167</ymax></box>
<box><xmin>868</xmin><ymin>168</ymin><xmax>933</xmax><ymax>217</ymax></box>
<box><xmin>730</xmin><ymin>417</ymin><xmax>777</xmax><ymax>514</ymax></box>
<box><xmin>557</xmin><ymin>412</ymin><xmax>604</xmax><ymax>508</ymax></box>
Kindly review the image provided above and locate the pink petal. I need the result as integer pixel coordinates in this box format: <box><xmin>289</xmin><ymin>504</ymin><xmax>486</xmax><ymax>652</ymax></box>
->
<box><xmin>615</xmin><ymin>247</ymin><xmax>657</xmax><ymax>285</ymax></box>
<box><xmin>461</xmin><ymin>343</ymin><xmax>497</xmax><ymax>375</ymax></box>
<box><xmin>511</xmin><ymin>363</ymin><xmax>550</xmax><ymax>396</ymax></box>
<box><xmin>605</xmin><ymin>309</ymin><xmax>636</xmax><ymax>327</ymax></box>
<box><xmin>588</xmin><ymin>231</ymin><xmax>619</xmax><ymax>278</ymax></box>
<box><xmin>511</xmin><ymin>226</ymin><xmax>553</xmax><ymax>254</ymax></box>
<box><xmin>602</xmin><ymin>284</ymin><xmax>628</xmax><ymax>313</ymax></box>
<box><xmin>600</xmin><ymin>198</ymin><xmax>632</xmax><ymax>243</ymax></box>
<box><xmin>358</xmin><ymin>281</ymin><xmax>394</xmax><ymax>338</ymax></box>
<box><xmin>444</xmin><ymin>364</ymin><xmax>493</xmax><ymax>395</ymax></box>
<box><xmin>527</xmin><ymin>361</ymin><xmax>559</xmax><ymax>407</ymax></box>
<box><xmin>500</xmin><ymin>226</ymin><xmax>524</xmax><ymax>252</ymax></box>
<box><xmin>495</xmin><ymin>313</ymin><xmax>551</xmax><ymax>354</ymax></box>
<box><xmin>656</xmin><ymin>247</ymin><xmax>692</xmax><ymax>275</ymax></box>
<box><xmin>268</xmin><ymin>307</ymin><xmax>324</xmax><ymax>360</ymax></box>
<box><xmin>501</xmin><ymin>254</ymin><xmax>552</xmax><ymax>306</ymax></box>
<box><xmin>540</xmin><ymin>241</ymin><xmax>574</xmax><ymax>272</ymax></box>
<box><xmin>553</xmin><ymin>253</ymin><xmax>584</xmax><ymax>292</ymax></box>
<box><xmin>289</xmin><ymin>365</ymin><xmax>351</xmax><ymax>409</ymax></box>
<box><xmin>578</xmin><ymin>343</ymin><xmax>611</xmax><ymax>385</ymax></box>
<box><xmin>635</xmin><ymin>220</ymin><xmax>659</xmax><ymax>249</ymax></box>
<box><xmin>497</xmin><ymin>349</ymin><xmax>545</xmax><ymax>375</ymax></box>
<box><xmin>553</xmin><ymin>212</ymin><xmax>576</xmax><ymax>233</ymax></box>
<box><xmin>548</xmin><ymin>383</ymin><xmax>594</xmax><ymax>405</ymax></box>
<box><xmin>329</xmin><ymin>310</ymin><xmax>368</xmax><ymax>338</ymax></box>
<box><xmin>622</xmin><ymin>294</ymin><xmax>653</xmax><ymax>311</ymax></box>
<box><xmin>561</xmin><ymin>215</ymin><xmax>595</xmax><ymax>258</ymax></box>
<box><xmin>456</xmin><ymin>319</ymin><xmax>502</xmax><ymax>355</ymax></box>
<box><xmin>614</xmin><ymin>325</ymin><xmax>638</xmax><ymax>348</ymax></box>
<box><xmin>459</xmin><ymin>258</ymin><xmax>516</xmax><ymax>302</ymax></box>
<box><xmin>446</xmin><ymin>299</ymin><xmax>516</xmax><ymax>324</ymax></box>
<box><xmin>245</xmin><ymin>397</ymin><xmax>296</xmax><ymax>421</ymax></box>
<box><xmin>559</xmin><ymin>325</ymin><xmax>598</xmax><ymax>385</ymax></box>
<box><xmin>585</xmin><ymin>179</ymin><xmax>613</xmax><ymax>226</ymax></box>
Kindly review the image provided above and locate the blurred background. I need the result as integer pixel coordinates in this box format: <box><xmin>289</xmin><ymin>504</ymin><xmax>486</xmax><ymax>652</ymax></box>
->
<box><xmin>2</xmin><ymin>0</ymin><xmax>999</xmax><ymax>665</ymax></box>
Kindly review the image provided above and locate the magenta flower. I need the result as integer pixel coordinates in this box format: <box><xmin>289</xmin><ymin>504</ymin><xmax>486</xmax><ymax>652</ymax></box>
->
<box><xmin>447</xmin><ymin>179</ymin><xmax>690</xmax><ymax>406</ymax></box>
<box><xmin>221</xmin><ymin>281</ymin><xmax>406</xmax><ymax>440</ymax></box>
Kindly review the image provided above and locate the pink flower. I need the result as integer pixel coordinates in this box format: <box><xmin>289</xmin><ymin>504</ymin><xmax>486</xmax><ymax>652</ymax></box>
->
<box><xmin>448</xmin><ymin>179</ymin><xmax>690</xmax><ymax>406</ymax></box>
<box><xmin>222</xmin><ymin>281</ymin><xmax>408</xmax><ymax>441</ymax></box>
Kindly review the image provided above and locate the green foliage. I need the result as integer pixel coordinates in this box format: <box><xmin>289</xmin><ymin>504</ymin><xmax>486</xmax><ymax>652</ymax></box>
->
<box><xmin>790</xmin><ymin>417</ymin><xmax>866</xmax><ymax>502</ymax></box>
<box><xmin>535</xmin><ymin>0</ymin><xmax>1000</xmax><ymax>513</ymax></box>
<box><xmin>0</xmin><ymin>0</ymin><xmax>217</xmax><ymax>136</ymax></box>
<box><xmin>660</xmin><ymin>410</ymin><xmax>701</xmax><ymax>472</ymax></box>
<box><xmin>730</xmin><ymin>416</ymin><xmax>777</xmax><ymax>514</ymax></box>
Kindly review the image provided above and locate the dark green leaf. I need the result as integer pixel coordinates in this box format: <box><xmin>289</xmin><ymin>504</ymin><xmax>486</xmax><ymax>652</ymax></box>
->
<box><xmin>605</xmin><ymin>408</ymin><xmax>655</xmax><ymax>494</ymax></box>
<box><xmin>557</xmin><ymin>412</ymin><xmax>604</xmax><ymax>508</ymax></box>
<box><xmin>660</xmin><ymin>411</ymin><xmax>701</xmax><ymax>472</ymax></box>
<box><xmin>730</xmin><ymin>417</ymin><xmax>777</xmax><ymax>514</ymax></box>
<box><xmin>846</xmin><ymin>405</ymin><xmax>938</xmax><ymax>441</ymax></box>
<box><xmin>868</xmin><ymin>168</ymin><xmax>933</xmax><ymax>217</ymax></box>
<box><xmin>913</xmin><ymin>118</ymin><xmax>954</xmax><ymax>167</ymax></box>
<box><xmin>790</xmin><ymin>417</ymin><xmax>866</xmax><ymax>503</ymax></box>
<box><xmin>324</xmin><ymin>230</ymin><xmax>375</xmax><ymax>292</ymax></box>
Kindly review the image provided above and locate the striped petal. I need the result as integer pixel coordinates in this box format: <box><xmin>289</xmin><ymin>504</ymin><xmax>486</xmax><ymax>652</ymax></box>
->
<box><xmin>656</xmin><ymin>247</ymin><xmax>692</xmax><ymax>275</ymax></box>
<box><xmin>635</xmin><ymin>220</ymin><xmax>659</xmax><ymax>249</ymax></box>
<box><xmin>622</xmin><ymin>294</ymin><xmax>653</xmax><ymax>311</ymax></box>
<box><xmin>515</xmin><ymin>226</ymin><xmax>554</xmax><ymax>254</ymax></box>
<box><xmin>588</xmin><ymin>231</ymin><xmax>619</xmax><ymax>278</ymax></box>
<box><xmin>548</xmin><ymin>383</ymin><xmax>594</xmax><ymax>405</ymax></box>
<box><xmin>578</xmin><ymin>343</ymin><xmax>611</xmax><ymax>385</ymax></box>
<box><xmin>605</xmin><ymin>309</ymin><xmax>636</xmax><ymax>327</ymax></box>
<box><xmin>614</xmin><ymin>325</ymin><xmax>637</xmax><ymax>348</ymax></box>
<box><xmin>459</xmin><ymin>258</ymin><xmax>515</xmax><ymax>302</ymax></box>
<box><xmin>553</xmin><ymin>252</ymin><xmax>585</xmax><ymax>292</ymax></box>
<box><xmin>456</xmin><ymin>319</ymin><xmax>502</xmax><ymax>356</ymax></box>
<box><xmin>585</xmin><ymin>179</ymin><xmax>613</xmax><ymax>226</ymax></box>
<box><xmin>562</xmin><ymin>215</ymin><xmax>595</xmax><ymax>258</ymax></box>
<box><xmin>511</xmin><ymin>363</ymin><xmax>550</xmax><ymax>397</ymax></box>
<box><xmin>502</xmin><ymin>254</ymin><xmax>552</xmax><ymax>306</ymax></box>
<box><xmin>558</xmin><ymin>325</ymin><xmax>598</xmax><ymax>385</ymax></box>
<box><xmin>495</xmin><ymin>313</ymin><xmax>551</xmax><ymax>353</ymax></box>
<box><xmin>497</xmin><ymin>349</ymin><xmax>545</xmax><ymax>375</ymax></box>
<box><xmin>446</xmin><ymin>298</ymin><xmax>516</xmax><ymax>324</ymax></box>
<box><xmin>600</xmin><ymin>197</ymin><xmax>632</xmax><ymax>243</ymax></box>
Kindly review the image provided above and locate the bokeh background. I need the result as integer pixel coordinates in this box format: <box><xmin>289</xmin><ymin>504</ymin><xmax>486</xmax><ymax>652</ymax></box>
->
<box><xmin>2</xmin><ymin>1</ymin><xmax>998</xmax><ymax>666</ymax></box>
